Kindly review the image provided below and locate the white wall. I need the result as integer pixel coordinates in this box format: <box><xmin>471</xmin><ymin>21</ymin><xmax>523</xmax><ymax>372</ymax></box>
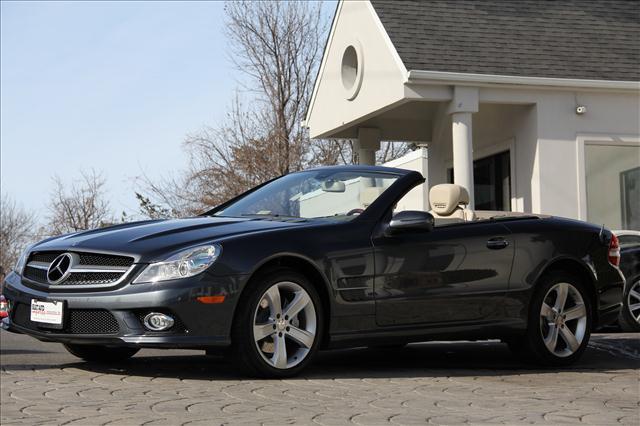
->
<box><xmin>536</xmin><ymin>91</ymin><xmax>640</xmax><ymax>220</ymax></box>
<box><xmin>428</xmin><ymin>87</ymin><xmax>639</xmax><ymax>221</ymax></box>
<box><xmin>383</xmin><ymin>148</ymin><xmax>429</xmax><ymax>211</ymax></box>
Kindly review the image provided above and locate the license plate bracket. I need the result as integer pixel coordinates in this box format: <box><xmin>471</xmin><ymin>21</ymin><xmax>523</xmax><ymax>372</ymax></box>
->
<box><xmin>30</xmin><ymin>299</ymin><xmax>65</xmax><ymax>330</ymax></box>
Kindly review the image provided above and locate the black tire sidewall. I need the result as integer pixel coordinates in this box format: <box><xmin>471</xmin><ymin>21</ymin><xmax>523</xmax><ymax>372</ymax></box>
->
<box><xmin>525</xmin><ymin>271</ymin><xmax>592</xmax><ymax>366</ymax></box>
<box><xmin>231</xmin><ymin>268</ymin><xmax>324</xmax><ymax>378</ymax></box>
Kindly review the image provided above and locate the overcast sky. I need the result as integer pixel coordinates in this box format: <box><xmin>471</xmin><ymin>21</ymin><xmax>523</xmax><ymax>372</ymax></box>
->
<box><xmin>1</xmin><ymin>1</ymin><xmax>334</xmax><ymax>222</ymax></box>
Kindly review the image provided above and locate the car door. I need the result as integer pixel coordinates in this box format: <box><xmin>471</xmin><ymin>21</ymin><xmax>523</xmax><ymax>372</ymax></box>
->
<box><xmin>373</xmin><ymin>220</ymin><xmax>514</xmax><ymax>326</ymax></box>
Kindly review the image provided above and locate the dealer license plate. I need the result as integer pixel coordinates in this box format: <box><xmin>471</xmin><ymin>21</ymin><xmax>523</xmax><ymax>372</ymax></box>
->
<box><xmin>30</xmin><ymin>299</ymin><xmax>64</xmax><ymax>326</ymax></box>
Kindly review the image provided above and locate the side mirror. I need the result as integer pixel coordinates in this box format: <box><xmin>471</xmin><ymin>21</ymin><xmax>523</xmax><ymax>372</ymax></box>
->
<box><xmin>387</xmin><ymin>210</ymin><xmax>434</xmax><ymax>235</ymax></box>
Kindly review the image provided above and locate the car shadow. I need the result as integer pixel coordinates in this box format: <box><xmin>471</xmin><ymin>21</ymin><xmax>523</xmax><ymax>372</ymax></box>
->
<box><xmin>0</xmin><ymin>348</ymin><xmax>56</xmax><ymax>355</ymax></box>
<box><xmin>4</xmin><ymin>335</ymin><xmax>638</xmax><ymax>381</ymax></box>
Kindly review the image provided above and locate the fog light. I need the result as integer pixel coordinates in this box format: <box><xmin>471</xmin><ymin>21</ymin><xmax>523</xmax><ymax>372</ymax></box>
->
<box><xmin>143</xmin><ymin>312</ymin><xmax>174</xmax><ymax>331</ymax></box>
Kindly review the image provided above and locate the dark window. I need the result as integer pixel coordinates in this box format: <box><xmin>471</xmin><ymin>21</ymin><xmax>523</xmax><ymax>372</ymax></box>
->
<box><xmin>620</xmin><ymin>166</ymin><xmax>640</xmax><ymax>230</ymax></box>
<box><xmin>617</xmin><ymin>234</ymin><xmax>640</xmax><ymax>249</ymax></box>
<box><xmin>447</xmin><ymin>151</ymin><xmax>511</xmax><ymax>211</ymax></box>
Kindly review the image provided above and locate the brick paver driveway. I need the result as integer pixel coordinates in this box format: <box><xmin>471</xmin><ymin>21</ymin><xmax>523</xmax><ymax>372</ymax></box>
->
<box><xmin>1</xmin><ymin>331</ymin><xmax>638</xmax><ymax>425</ymax></box>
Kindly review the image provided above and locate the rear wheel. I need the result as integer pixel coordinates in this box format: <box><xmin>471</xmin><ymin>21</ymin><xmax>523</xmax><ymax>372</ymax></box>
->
<box><xmin>619</xmin><ymin>278</ymin><xmax>640</xmax><ymax>332</ymax></box>
<box><xmin>509</xmin><ymin>271</ymin><xmax>591</xmax><ymax>366</ymax></box>
<box><xmin>64</xmin><ymin>344</ymin><xmax>139</xmax><ymax>362</ymax></box>
<box><xmin>231</xmin><ymin>269</ymin><xmax>323</xmax><ymax>378</ymax></box>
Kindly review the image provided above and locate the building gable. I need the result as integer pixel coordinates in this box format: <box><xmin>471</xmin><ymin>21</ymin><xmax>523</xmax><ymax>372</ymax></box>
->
<box><xmin>305</xmin><ymin>0</ymin><xmax>408</xmax><ymax>139</ymax></box>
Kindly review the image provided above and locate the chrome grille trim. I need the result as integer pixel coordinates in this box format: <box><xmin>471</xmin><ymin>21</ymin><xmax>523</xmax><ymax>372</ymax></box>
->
<box><xmin>25</xmin><ymin>261</ymin><xmax>49</xmax><ymax>270</ymax></box>
<box><xmin>22</xmin><ymin>251</ymin><xmax>136</xmax><ymax>289</ymax></box>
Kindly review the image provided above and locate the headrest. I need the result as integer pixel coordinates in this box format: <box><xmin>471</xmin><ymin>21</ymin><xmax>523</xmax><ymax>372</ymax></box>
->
<box><xmin>429</xmin><ymin>184</ymin><xmax>470</xmax><ymax>216</ymax></box>
<box><xmin>359</xmin><ymin>186</ymin><xmax>385</xmax><ymax>207</ymax></box>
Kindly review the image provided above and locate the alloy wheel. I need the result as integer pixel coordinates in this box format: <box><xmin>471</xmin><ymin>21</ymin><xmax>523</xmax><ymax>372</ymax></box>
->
<box><xmin>253</xmin><ymin>281</ymin><xmax>317</xmax><ymax>369</ymax></box>
<box><xmin>539</xmin><ymin>282</ymin><xmax>587</xmax><ymax>358</ymax></box>
<box><xmin>627</xmin><ymin>280</ymin><xmax>640</xmax><ymax>325</ymax></box>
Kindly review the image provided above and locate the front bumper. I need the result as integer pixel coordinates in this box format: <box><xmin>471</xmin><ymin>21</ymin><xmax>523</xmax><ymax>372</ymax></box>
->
<box><xmin>1</xmin><ymin>271</ymin><xmax>248</xmax><ymax>349</ymax></box>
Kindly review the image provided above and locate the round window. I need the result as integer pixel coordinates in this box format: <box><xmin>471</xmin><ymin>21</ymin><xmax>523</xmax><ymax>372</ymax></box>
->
<box><xmin>341</xmin><ymin>46</ymin><xmax>358</xmax><ymax>90</ymax></box>
<box><xmin>340</xmin><ymin>43</ymin><xmax>363</xmax><ymax>100</ymax></box>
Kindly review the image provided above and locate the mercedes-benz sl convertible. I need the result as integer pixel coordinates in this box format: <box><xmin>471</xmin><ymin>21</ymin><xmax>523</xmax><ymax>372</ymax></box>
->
<box><xmin>1</xmin><ymin>166</ymin><xmax>625</xmax><ymax>377</ymax></box>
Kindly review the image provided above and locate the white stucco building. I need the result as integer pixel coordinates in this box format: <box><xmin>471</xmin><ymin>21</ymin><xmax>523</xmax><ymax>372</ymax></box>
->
<box><xmin>305</xmin><ymin>0</ymin><xmax>640</xmax><ymax>230</ymax></box>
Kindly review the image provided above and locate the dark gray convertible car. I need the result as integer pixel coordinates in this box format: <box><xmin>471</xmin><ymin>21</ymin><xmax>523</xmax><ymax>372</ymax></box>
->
<box><xmin>1</xmin><ymin>166</ymin><xmax>626</xmax><ymax>377</ymax></box>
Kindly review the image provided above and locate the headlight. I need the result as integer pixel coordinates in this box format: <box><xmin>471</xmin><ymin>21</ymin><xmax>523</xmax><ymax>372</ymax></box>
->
<box><xmin>14</xmin><ymin>249</ymin><xmax>29</xmax><ymax>275</ymax></box>
<box><xmin>133</xmin><ymin>244</ymin><xmax>221</xmax><ymax>284</ymax></box>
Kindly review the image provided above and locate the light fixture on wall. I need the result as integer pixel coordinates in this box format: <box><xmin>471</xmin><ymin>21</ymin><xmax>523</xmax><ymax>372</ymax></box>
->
<box><xmin>576</xmin><ymin>105</ymin><xmax>587</xmax><ymax>115</ymax></box>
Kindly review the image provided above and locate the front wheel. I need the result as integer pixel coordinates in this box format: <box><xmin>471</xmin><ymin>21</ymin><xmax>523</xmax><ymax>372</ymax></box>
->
<box><xmin>64</xmin><ymin>344</ymin><xmax>139</xmax><ymax>362</ymax></box>
<box><xmin>231</xmin><ymin>269</ymin><xmax>323</xmax><ymax>378</ymax></box>
<box><xmin>509</xmin><ymin>272</ymin><xmax>592</xmax><ymax>366</ymax></box>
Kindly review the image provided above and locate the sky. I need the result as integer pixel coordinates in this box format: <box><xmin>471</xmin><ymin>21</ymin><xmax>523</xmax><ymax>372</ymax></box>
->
<box><xmin>1</xmin><ymin>1</ymin><xmax>334</xmax><ymax>222</ymax></box>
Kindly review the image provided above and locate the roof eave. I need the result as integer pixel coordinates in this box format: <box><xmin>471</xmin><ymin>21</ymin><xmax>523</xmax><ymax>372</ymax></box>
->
<box><xmin>407</xmin><ymin>70</ymin><xmax>640</xmax><ymax>91</ymax></box>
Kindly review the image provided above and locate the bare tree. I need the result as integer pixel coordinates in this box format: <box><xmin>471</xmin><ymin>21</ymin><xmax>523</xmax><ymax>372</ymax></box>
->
<box><xmin>137</xmin><ymin>1</ymin><xmax>327</xmax><ymax>216</ymax></box>
<box><xmin>0</xmin><ymin>194</ymin><xmax>37</xmax><ymax>276</ymax></box>
<box><xmin>136</xmin><ymin>1</ymin><xmax>408</xmax><ymax>218</ymax></box>
<box><xmin>47</xmin><ymin>170</ymin><xmax>113</xmax><ymax>235</ymax></box>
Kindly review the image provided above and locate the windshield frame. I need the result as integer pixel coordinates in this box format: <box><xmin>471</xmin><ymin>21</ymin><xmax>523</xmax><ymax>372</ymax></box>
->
<box><xmin>201</xmin><ymin>166</ymin><xmax>419</xmax><ymax>222</ymax></box>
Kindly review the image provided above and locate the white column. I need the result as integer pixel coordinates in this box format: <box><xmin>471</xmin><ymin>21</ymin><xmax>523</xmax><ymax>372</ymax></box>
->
<box><xmin>356</xmin><ymin>128</ymin><xmax>381</xmax><ymax>165</ymax></box>
<box><xmin>451</xmin><ymin>112</ymin><xmax>475</xmax><ymax>208</ymax></box>
<box><xmin>447</xmin><ymin>86</ymin><xmax>479</xmax><ymax>209</ymax></box>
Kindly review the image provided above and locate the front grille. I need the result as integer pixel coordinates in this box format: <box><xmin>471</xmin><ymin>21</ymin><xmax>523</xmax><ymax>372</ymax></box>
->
<box><xmin>30</xmin><ymin>252</ymin><xmax>62</xmax><ymax>263</ymax></box>
<box><xmin>78</xmin><ymin>253</ymin><xmax>134</xmax><ymax>267</ymax></box>
<box><xmin>64</xmin><ymin>272</ymin><xmax>124</xmax><ymax>286</ymax></box>
<box><xmin>23</xmin><ymin>251</ymin><xmax>134</xmax><ymax>288</ymax></box>
<box><xmin>23</xmin><ymin>266</ymin><xmax>47</xmax><ymax>283</ymax></box>
<box><xmin>67</xmin><ymin>310</ymin><xmax>119</xmax><ymax>334</ymax></box>
<box><xmin>11</xmin><ymin>303</ymin><xmax>119</xmax><ymax>334</ymax></box>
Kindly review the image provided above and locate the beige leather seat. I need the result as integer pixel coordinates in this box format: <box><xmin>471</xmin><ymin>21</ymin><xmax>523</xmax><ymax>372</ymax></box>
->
<box><xmin>428</xmin><ymin>184</ymin><xmax>475</xmax><ymax>221</ymax></box>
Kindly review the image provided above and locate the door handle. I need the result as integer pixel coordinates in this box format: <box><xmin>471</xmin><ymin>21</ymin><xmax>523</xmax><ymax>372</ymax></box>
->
<box><xmin>486</xmin><ymin>237</ymin><xmax>509</xmax><ymax>250</ymax></box>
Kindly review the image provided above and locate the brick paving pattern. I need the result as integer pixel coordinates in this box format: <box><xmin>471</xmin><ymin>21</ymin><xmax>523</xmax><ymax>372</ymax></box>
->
<box><xmin>1</xmin><ymin>332</ymin><xmax>638</xmax><ymax>425</ymax></box>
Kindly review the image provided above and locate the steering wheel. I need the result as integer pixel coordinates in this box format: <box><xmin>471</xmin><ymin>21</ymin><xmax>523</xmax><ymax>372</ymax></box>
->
<box><xmin>346</xmin><ymin>208</ymin><xmax>364</xmax><ymax>216</ymax></box>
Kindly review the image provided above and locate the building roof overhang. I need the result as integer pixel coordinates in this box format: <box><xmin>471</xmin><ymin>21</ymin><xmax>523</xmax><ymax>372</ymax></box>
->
<box><xmin>407</xmin><ymin>70</ymin><xmax>640</xmax><ymax>91</ymax></box>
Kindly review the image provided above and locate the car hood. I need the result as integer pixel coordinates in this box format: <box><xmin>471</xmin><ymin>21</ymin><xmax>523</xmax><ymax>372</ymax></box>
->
<box><xmin>31</xmin><ymin>216</ymin><xmax>312</xmax><ymax>262</ymax></box>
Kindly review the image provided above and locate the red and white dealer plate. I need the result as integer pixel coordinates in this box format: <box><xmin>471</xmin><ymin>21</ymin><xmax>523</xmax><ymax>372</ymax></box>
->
<box><xmin>30</xmin><ymin>299</ymin><xmax>63</xmax><ymax>325</ymax></box>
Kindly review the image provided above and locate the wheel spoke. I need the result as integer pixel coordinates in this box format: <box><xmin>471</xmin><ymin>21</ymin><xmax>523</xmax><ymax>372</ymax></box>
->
<box><xmin>564</xmin><ymin>304</ymin><xmax>586</xmax><ymax>321</ymax></box>
<box><xmin>283</xmin><ymin>291</ymin><xmax>311</xmax><ymax>319</ymax></box>
<box><xmin>559</xmin><ymin>326</ymin><xmax>580</xmax><ymax>352</ymax></box>
<box><xmin>555</xmin><ymin>283</ymin><xmax>569</xmax><ymax>312</ymax></box>
<box><xmin>544</xmin><ymin>324</ymin><xmax>559</xmax><ymax>352</ymax></box>
<box><xmin>272</xmin><ymin>333</ymin><xmax>288</xmax><ymax>368</ymax></box>
<box><xmin>254</xmin><ymin>323</ymin><xmax>275</xmax><ymax>341</ymax></box>
<box><xmin>540</xmin><ymin>302</ymin><xmax>554</xmax><ymax>319</ymax></box>
<box><xmin>628</xmin><ymin>302</ymin><xmax>640</xmax><ymax>312</ymax></box>
<box><xmin>287</xmin><ymin>326</ymin><xmax>315</xmax><ymax>348</ymax></box>
<box><xmin>264</xmin><ymin>285</ymin><xmax>283</xmax><ymax>318</ymax></box>
<box><xmin>629</xmin><ymin>288</ymin><xmax>640</xmax><ymax>302</ymax></box>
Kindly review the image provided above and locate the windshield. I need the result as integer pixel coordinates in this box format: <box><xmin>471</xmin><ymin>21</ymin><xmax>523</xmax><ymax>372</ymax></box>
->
<box><xmin>212</xmin><ymin>170</ymin><xmax>401</xmax><ymax>220</ymax></box>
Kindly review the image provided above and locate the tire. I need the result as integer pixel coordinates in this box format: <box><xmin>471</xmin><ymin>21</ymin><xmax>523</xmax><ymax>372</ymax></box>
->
<box><xmin>230</xmin><ymin>268</ymin><xmax>323</xmax><ymax>378</ymax></box>
<box><xmin>618</xmin><ymin>277</ymin><xmax>640</xmax><ymax>332</ymax></box>
<box><xmin>508</xmin><ymin>271</ymin><xmax>592</xmax><ymax>366</ymax></box>
<box><xmin>64</xmin><ymin>344</ymin><xmax>139</xmax><ymax>362</ymax></box>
